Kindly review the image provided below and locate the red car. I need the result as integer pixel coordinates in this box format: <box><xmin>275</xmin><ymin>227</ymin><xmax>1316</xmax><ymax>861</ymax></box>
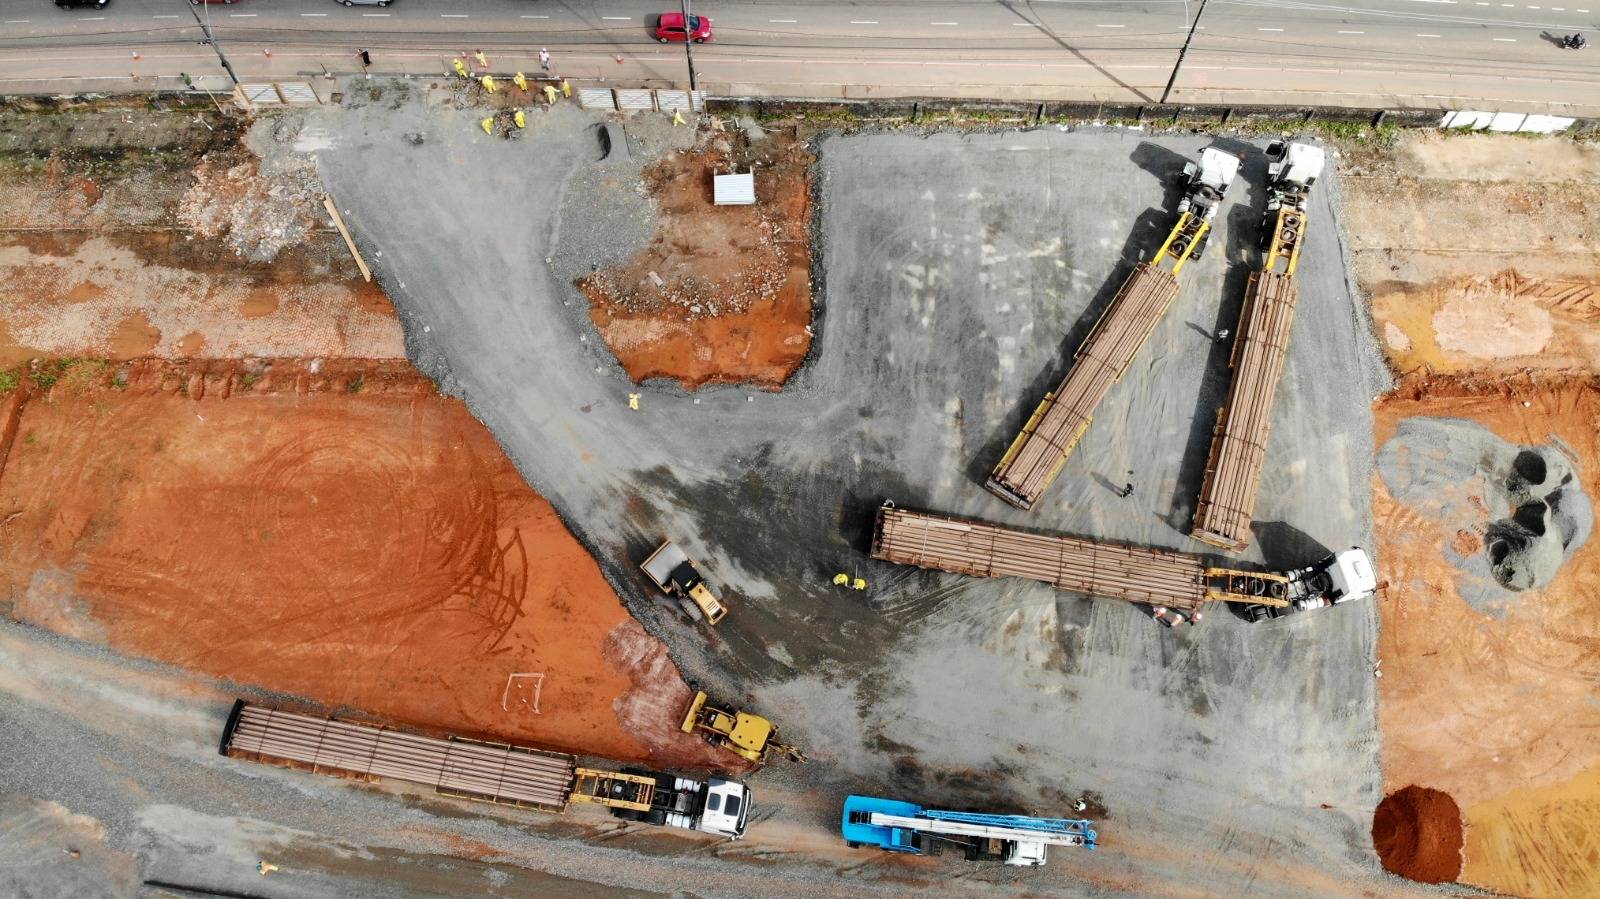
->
<box><xmin>655</xmin><ymin>12</ymin><xmax>712</xmax><ymax>43</ymax></box>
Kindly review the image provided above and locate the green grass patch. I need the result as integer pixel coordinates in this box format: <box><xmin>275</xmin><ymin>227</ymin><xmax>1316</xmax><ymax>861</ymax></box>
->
<box><xmin>0</xmin><ymin>371</ymin><xmax>18</xmax><ymax>394</ymax></box>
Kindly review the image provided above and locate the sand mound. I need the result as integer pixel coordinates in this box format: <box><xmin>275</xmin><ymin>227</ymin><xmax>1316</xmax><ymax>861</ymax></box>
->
<box><xmin>1373</xmin><ymin>785</ymin><xmax>1463</xmax><ymax>884</ymax></box>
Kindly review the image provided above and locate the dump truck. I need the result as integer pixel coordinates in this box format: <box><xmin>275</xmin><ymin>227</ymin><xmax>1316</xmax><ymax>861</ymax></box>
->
<box><xmin>641</xmin><ymin>539</ymin><xmax>727</xmax><ymax>624</ymax></box>
<box><xmin>680</xmin><ymin>690</ymin><xmax>805</xmax><ymax>764</ymax></box>
<box><xmin>1191</xmin><ymin>139</ymin><xmax>1328</xmax><ymax>552</ymax></box>
<box><xmin>870</xmin><ymin>502</ymin><xmax>1376</xmax><ymax>626</ymax></box>
<box><xmin>841</xmin><ymin>795</ymin><xmax>1097</xmax><ymax>866</ymax></box>
<box><xmin>221</xmin><ymin>700</ymin><xmax>752</xmax><ymax>839</ymax></box>
<box><xmin>987</xmin><ymin>147</ymin><xmax>1242</xmax><ymax>511</ymax></box>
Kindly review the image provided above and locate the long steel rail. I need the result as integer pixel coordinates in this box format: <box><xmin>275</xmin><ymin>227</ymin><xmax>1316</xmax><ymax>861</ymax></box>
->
<box><xmin>220</xmin><ymin>700</ymin><xmax>577</xmax><ymax>811</ymax></box>
<box><xmin>870</xmin><ymin>504</ymin><xmax>1287</xmax><ymax>614</ymax></box>
<box><xmin>986</xmin><ymin>211</ymin><xmax>1207</xmax><ymax>511</ymax></box>
<box><xmin>1191</xmin><ymin>205</ymin><xmax>1307</xmax><ymax>551</ymax></box>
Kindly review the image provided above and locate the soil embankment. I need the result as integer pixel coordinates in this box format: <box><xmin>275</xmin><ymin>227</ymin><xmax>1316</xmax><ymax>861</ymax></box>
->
<box><xmin>0</xmin><ymin>360</ymin><xmax>732</xmax><ymax>771</ymax></box>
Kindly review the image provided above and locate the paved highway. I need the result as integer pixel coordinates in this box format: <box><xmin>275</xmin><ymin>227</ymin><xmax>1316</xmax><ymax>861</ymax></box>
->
<box><xmin>2</xmin><ymin>1</ymin><xmax>1596</xmax><ymax>113</ymax></box>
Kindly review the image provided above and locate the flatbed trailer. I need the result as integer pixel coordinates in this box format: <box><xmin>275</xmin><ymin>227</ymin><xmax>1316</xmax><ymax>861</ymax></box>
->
<box><xmin>987</xmin><ymin>148</ymin><xmax>1240</xmax><ymax>511</ymax></box>
<box><xmin>1191</xmin><ymin>141</ymin><xmax>1322</xmax><ymax>552</ymax></box>
<box><xmin>220</xmin><ymin>700</ymin><xmax>753</xmax><ymax>837</ymax></box>
<box><xmin>870</xmin><ymin>503</ymin><xmax>1284</xmax><ymax>617</ymax></box>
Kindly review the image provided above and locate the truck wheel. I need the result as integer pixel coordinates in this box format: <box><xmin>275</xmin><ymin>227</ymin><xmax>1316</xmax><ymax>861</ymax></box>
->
<box><xmin>846</xmin><ymin>841</ymin><xmax>861</xmax><ymax>849</ymax></box>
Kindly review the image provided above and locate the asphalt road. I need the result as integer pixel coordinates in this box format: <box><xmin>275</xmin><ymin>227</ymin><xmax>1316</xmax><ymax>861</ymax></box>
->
<box><xmin>3</xmin><ymin>0</ymin><xmax>1597</xmax><ymax>113</ymax></box>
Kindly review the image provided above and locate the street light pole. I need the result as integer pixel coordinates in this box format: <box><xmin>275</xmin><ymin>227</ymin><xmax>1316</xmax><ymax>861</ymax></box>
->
<box><xmin>189</xmin><ymin>0</ymin><xmax>238</xmax><ymax>85</ymax></box>
<box><xmin>679</xmin><ymin>0</ymin><xmax>698</xmax><ymax>110</ymax></box>
<box><xmin>1160</xmin><ymin>0</ymin><xmax>1208</xmax><ymax>105</ymax></box>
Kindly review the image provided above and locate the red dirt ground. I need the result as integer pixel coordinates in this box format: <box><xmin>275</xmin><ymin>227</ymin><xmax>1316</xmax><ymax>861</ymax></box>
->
<box><xmin>0</xmin><ymin>360</ymin><xmax>732</xmax><ymax>771</ymax></box>
<box><xmin>579</xmin><ymin>132</ymin><xmax>813</xmax><ymax>389</ymax></box>
<box><xmin>1374</xmin><ymin>373</ymin><xmax>1600</xmax><ymax>897</ymax></box>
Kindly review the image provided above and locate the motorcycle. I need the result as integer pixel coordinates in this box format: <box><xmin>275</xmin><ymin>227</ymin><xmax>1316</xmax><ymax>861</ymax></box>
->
<box><xmin>1561</xmin><ymin>33</ymin><xmax>1588</xmax><ymax>49</ymax></box>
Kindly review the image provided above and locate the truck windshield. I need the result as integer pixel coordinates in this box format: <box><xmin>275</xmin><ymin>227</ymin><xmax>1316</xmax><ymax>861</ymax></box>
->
<box><xmin>723</xmin><ymin>794</ymin><xmax>741</xmax><ymax>818</ymax></box>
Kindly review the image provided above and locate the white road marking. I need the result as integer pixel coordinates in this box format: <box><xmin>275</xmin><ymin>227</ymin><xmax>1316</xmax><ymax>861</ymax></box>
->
<box><xmin>3</xmin><ymin>20</ymin><xmax>29</xmax><ymax>24</ymax></box>
<box><xmin>362</xmin><ymin>13</ymin><xmax>390</xmax><ymax>16</ymax></box>
<box><xmin>82</xmin><ymin>17</ymin><xmax>105</xmax><ymax>21</ymax></box>
<box><xmin>770</xmin><ymin>19</ymin><xmax>798</xmax><ymax>23</ymax></box>
<box><xmin>440</xmin><ymin>14</ymin><xmax>469</xmax><ymax>18</ymax></box>
<box><xmin>1493</xmin><ymin>36</ymin><xmax>1518</xmax><ymax>39</ymax></box>
<box><xmin>520</xmin><ymin>15</ymin><xmax>550</xmax><ymax>18</ymax></box>
<box><xmin>301</xmin><ymin>13</ymin><xmax>328</xmax><ymax>18</ymax></box>
<box><xmin>1258</xmin><ymin>26</ymin><xmax>1285</xmax><ymax>30</ymax></box>
<box><xmin>1553</xmin><ymin>7</ymin><xmax>1565</xmax><ymax>10</ymax></box>
<box><xmin>850</xmin><ymin>20</ymin><xmax>879</xmax><ymax>24</ymax></box>
<box><xmin>1014</xmin><ymin>22</ymin><xmax>1045</xmax><ymax>26</ymax></box>
<box><xmin>1417</xmin><ymin>32</ymin><xmax>1442</xmax><ymax>35</ymax></box>
<box><xmin>930</xmin><ymin>21</ymin><xmax>960</xmax><ymax>26</ymax></box>
<box><xmin>1338</xmin><ymin>29</ymin><xmax>1366</xmax><ymax>33</ymax></box>
<box><xmin>1475</xmin><ymin>2</ymin><xmax>1488</xmax><ymax>4</ymax></box>
<box><xmin>153</xmin><ymin>15</ymin><xmax>180</xmax><ymax>19</ymax></box>
<box><xmin>1501</xmin><ymin>4</ymin><xmax>1514</xmax><ymax>7</ymax></box>
<box><xmin>602</xmin><ymin>16</ymin><xmax>632</xmax><ymax>21</ymax></box>
<box><xmin>1096</xmin><ymin>23</ymin><xmax>1126</xmax><ymax>27</ymax></box>
<box><xmin>230</xmin><ymin>13</ymin><xmax>256</xmax><ymax>17</ymax></box>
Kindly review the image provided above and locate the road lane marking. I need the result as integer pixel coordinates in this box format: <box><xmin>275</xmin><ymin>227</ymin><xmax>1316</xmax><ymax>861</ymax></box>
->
<box><xmin>1096</xmin><ymin>24</ymin><xmax>1126</xmax><ymax>27</ymax></box>
<box><xmin>602</xmin><ymin>17</ymin><xmax>632</xmax><ymax>20</ymax></box>
<box><xmin>362</xmin><ymin>12</ymin><xmax>390</xmax><ymax>16</ymax></box>
<box><xmin>82</xmin><ymin>17</ymin><xmax>105</xmax><ymax>20</ymax></box>
<box><xmin>770</xmin><ymin>19</ymin><xmax>798</xmax><ymax>23</ymax></box>
<box><xmin>1014</xmin><ymin>22</ymin><xmax>1045</xmax><ymax>26</ymax></box>
<box><xmin>1338</xmin><ymin>29</ymin><xmax>1366</xmax><ymax>33</ymax></box>
<box><xmin>3</xmin><ymin>20</ymin><xmax>29</xmax><ymax>24</ymax></box>
<box><xmin>153</xmin><ymin>15</ymin><xmax>180</xmax><ymax>19</ymax></box>
<box><xmin>440</xmin><ymin>14</ymin><xmax>469</xmax><ymax>17</ymax></box>
<box><xmin>1417</xmin><ymin>32</ymin><xmax>1442</xmax><ymax>35</ymax></box>
<box><xmin>930</xmin><ymin>22</ymin><xmax>960</xmax><ymax>25</ymax></box>
<box><xmin>301</xmin><ymin>13</ymin><xmax>328</xmax><ymax>17</ymax></box>
<box><xmin>850</xmin><ymin>20</ymin><xmax>879</xmax><ymax>24</ymax></box>
<box><xmin>1258</xmin><ymin>26</ymin><xmax>1285</xmax><ymax>30</ymax></box>
<box><xmin>230</xmin><ymin>13</ymin><xmax>257</xmax><ymax>17</ymax></box>
<box><xmin>1493</xmin><ymin>36</ymin><xmax>1518</xmax><ymax>39</ymax></box>
<box><xmin>521</xmin><ymin>15</ymin><xmax>550</xmax><ymax>18</ymax></box>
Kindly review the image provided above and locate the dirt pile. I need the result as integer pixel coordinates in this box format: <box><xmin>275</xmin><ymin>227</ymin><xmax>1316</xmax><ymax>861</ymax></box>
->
<box><xmin>578</xmin><ymin>128</ymin><xmax>813</xmax><ymax>389</ymax></box>
<box><xmin>0</xmin><ymin>360</ymin><xmax>729</xmax><ymax>769</ymax></box>
<box><xmin>1372</xmin><ymin>785</ymin><xmax>1463</xmax><ymax>883</ymax></box>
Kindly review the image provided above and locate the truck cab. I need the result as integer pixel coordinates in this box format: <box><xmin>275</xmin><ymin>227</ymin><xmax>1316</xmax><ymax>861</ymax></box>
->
<box><xmin>1244</xmin><ymin>548</ymin><xmax>1378</xmax><ymax>621</ymax></box>
<box><xmin>694</xmin><ymin>778</ymin><xmax>751</xmax><ymax>838</ymax></box>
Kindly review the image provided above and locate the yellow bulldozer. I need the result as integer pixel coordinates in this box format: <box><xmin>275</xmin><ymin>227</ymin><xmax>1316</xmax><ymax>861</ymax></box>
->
<box><xmin>680</xmin><ymin>691</ymin><xmax>805</xmax><ymax>765</ymax></box>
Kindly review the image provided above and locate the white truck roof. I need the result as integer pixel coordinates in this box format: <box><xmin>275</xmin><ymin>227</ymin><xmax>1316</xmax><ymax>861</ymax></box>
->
<box><xmin>1279</xmin><ymin>142</ymin><xmax>1326</xmax><ymax>184</ymax></box>
<box><xmin>1196</xmin><ymin>148</ymin><xmax>1242</xmax><ymax>192</ymax></box>
<box><xmin>1330</xmin><ymin>548</ymin><xmax>1378</xmax><ymax>601</ymax></box>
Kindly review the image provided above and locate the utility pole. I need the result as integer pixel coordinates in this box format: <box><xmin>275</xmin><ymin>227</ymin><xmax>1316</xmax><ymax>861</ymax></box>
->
<box><xmin>1160</xmin><ymin>0</ymin><xmax>1208</xmax><ymax>105</ymax></box>
<box><xmin>189</xmin><ymin>1</ymin><xmax>238</xmax><ymax>85</ymax></box>
<box><xmin>679</xmin><ymin>0</ymin><xmax>697</xmax><ymax>111</ymax></box>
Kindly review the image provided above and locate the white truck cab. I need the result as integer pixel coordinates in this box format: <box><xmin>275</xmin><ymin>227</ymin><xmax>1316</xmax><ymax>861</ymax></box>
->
<box><xmin>694</xmin><ymin>778</ymin><xmax>751</xmax><ymax>838</ymax></box>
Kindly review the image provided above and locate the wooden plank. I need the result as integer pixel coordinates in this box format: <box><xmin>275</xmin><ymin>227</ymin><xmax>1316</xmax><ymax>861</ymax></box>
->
<box><xmin>323</xmin><ymin>195</ymin><xmax>373</xmax><ymax>283</ymax></box>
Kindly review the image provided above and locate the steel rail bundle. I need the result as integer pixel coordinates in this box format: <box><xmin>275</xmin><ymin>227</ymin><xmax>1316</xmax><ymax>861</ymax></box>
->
<box><xmin>1191</xmin><ymin>204</ymin><xmax>1307</xmax><ymax>552</ymax></box>
<box><xmin>220</xmin><ymin>700</ymin><xmax>576</xmax><ymax>810</ymax></box>
<box><xmin>870</xmin><ymin>503</ymin><xmax>1285</xmax><ymax>615</ymax></box>
<box><xmin>986</xmin><ymin>260</ymin><xmax>1183</xmax><ymax>511</ymax></box>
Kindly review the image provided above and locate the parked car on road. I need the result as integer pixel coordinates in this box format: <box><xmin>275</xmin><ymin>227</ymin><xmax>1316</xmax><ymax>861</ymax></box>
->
<box><xmin>55</xmin><ymin>0</ymin><xmax>110</xmax><ymax>8</ymax></box>
<box><xmin>655</xmin><ymin>12</ymin><xmax>712</xmax><ymax>43</ymax></box>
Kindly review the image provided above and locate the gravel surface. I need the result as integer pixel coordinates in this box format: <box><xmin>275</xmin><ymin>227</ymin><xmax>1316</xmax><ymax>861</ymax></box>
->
<box><xmin>294</xmin><ymin>87</ymin><xmax>1402</xmax><ymax>894</ymax></box>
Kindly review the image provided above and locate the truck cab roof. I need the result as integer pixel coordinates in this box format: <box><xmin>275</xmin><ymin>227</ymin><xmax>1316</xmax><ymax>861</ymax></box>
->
<box><xmin>698</xmin><ymin>779</ymin><xmax>750</xmax><ymax>839</ymax></box>
<box><xmin>1328</xmin><ymin>548</ymin><xmax>1377</xmax><ymax>601</ymax></box>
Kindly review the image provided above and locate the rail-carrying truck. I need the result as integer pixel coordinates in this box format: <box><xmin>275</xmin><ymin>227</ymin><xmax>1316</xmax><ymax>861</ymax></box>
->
<box><xmin>681</xmin><ymin>691</ymin><xmax>806</xmax><ymax>763</ymax></box>
<box><xmin>841</xmin><ymin>795</ymin><xmax>1097</xmax><ymax>866</ymax></box>
<box><xmin>641</xmin><ymin>539</ymin><xmax>727</xmax><ymax>624</ymax></box>
<box><xmin>221</xmin><ymin>700</ymin><xmax>752</xmax><ymax>839</ymax></box>
<box><xmin>1191</xmin><ymin>139</ymin><xmax>1328</xmax><ymax>552</ymax></box>
<box><xmin>870</xmin><ymin>502</ymin><xmax>1377</xmax><ymax>626</ymax></box>
<box><xmin>987</xmin><ymin>147</ymin><xmax>1242</xmax><ymax>512</ymax></box>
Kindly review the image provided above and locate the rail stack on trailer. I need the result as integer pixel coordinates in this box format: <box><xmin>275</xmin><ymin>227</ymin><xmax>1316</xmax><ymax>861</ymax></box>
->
<box><xmin>986</xmin><ymin>147</ymin><xmax>1241</xmax><ymax>511</ymax></box>
<box><xmin>1191</xmin><ymin>140</ymin><xmax>1327</xmax><ymax>552</ymax></box>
